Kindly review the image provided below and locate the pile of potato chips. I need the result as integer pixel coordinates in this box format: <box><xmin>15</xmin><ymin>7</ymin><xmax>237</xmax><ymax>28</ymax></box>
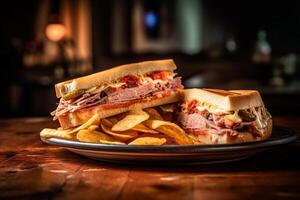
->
<box><xmin>40</xmin><ymin>108</ymin><xmax>197</xmax><ymax>146</ymax></box>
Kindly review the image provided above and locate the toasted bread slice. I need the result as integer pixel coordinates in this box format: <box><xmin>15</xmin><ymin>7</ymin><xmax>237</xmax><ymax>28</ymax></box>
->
<box><xmin>55</xmin><ymin>59</ymin><xmax>176</xmax><ymax>98</ymax></box>
<box><xmin>184</xmin><ymin>88</ymin><xmax>264</xmax><ymax>111</ymax></box>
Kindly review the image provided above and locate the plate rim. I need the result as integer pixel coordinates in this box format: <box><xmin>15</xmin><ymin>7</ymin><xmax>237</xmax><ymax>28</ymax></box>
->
<box><xmin>40</xmin><ymin>125</ymin><xmax>298</xmax><ymax>153</ymax></box>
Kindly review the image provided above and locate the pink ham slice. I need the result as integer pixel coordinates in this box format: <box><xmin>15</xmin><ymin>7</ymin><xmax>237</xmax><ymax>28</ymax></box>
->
<box><xmin>107</xmin><ymin>83</ymin><xmax>156</xmax><ymax>102</ymax></box>
<box><xmin>213</xmin><ymin>115</ymin><xmax>225</xmax><ymax>127</ymax></box>
<box><xmin>180</xmin><ymin>113</ymin><xmax>207</xmax><ymax>129</ymax></box>
<box><xmin>181</xmin><ymin>112</ymin><xmax>255</xmax><ymax>135</ymax></box>
<box><xmin>53</xmin><ymin>77</ymin><xmax>183</xmax><ymax>118</ymax></box>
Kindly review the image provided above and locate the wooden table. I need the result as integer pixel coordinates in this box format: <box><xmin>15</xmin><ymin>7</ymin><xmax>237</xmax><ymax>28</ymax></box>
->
<box><xmin>0</xmin><ymin>117</ymin><xmax>299</xmax><ymax>200</ymax></box>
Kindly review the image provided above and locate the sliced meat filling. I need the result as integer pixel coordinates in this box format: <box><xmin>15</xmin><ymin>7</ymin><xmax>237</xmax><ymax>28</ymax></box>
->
<box><xmin>107</xmin><ymin>83</ymin><xmax>157</xmax><ymax>103</ymax></box>
<box><xmin>180</xmin><ymin>111</ymin><xmax>259</xmax><ymax>137</ymax></box>
<box><xmin>53</xmin><ymin>77</ymin><xmax>183</xmax><ymax>119</ymax></box>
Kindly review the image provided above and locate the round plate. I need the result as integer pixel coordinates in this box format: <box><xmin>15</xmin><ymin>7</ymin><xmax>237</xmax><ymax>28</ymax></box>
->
<box><xmin>41</xmin><ymin>126</ymin><xmax>297</xmax><ymax>165</ymax></box>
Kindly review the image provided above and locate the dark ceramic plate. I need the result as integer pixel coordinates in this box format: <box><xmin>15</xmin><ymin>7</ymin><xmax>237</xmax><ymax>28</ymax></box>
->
<box><xmin>41</xmin><ymin>126</ymin><xmax>297</xmax><ymax>165</ymax></box>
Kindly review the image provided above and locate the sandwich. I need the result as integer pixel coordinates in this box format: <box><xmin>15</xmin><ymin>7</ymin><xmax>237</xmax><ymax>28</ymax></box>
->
<box><xmin>179</xmin><ymin>89</ymin><xmax>272</xmax><ymax>144</ymax></box>
<box><xmin>52</xmin><ymin>59</ymin><xmax>183</xmax><ymax>129</ymax></box>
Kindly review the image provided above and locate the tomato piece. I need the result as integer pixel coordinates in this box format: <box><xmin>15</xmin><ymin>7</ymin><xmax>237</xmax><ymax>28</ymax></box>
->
<box><xmin>149</xmin><ymin>71</ymin><xmax>169</xmax><ymax>80</ymax></box>
<box><xmin>107</xmin><ymin>87</ymin><xmax>118</xmax><ymax>93</ymax></box>
<box><xmin>121</xmin><ymin>75</ymin><xmax>140</xmax><ymax>85</ymax></box>
<box><xmin>187</xmin><ymin>100</ymin><xmax>198</xmax><ymax>111</ymax></box>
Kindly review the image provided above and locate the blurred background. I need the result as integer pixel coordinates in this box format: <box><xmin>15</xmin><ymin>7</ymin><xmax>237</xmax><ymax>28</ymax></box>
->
<box><xmin>1</xmin><ymin>0</ymin><xmax>300</xmax><ymax>117</ymax></box>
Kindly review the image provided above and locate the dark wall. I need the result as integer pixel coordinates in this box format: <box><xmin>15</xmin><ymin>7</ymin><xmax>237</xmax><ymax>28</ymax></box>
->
<box><xmin>203</xmin><ymin>1</ymin><xmax>300</xmax><ymax>55</ymax></box>
<box><xmin>0</xmin><ymin>1</ymin><xmax>39</xmax><ymax>116</ymax></box>
<box><xmin>92</xmin><ymin>0</ymin><xmax>300</xmax><ymax>63</ymax></box>
<box><xmin>0</xmin><ymin>1</ymin><xmax>37</xmax><ymax>39</ymax></box>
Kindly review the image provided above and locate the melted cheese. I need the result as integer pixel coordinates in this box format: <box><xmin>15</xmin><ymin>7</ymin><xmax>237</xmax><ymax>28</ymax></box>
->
<box><xmin>63</xmin><ymin>81</ymin><xmax>77</xmax><ymax>93</ymax></box>
<box><xmin>85</xmin><ymin>82</ymin><xmax>126</xmax><ymax>95</ymax></box>
<box><xmin>195</xmin><ymin>102</ymin><xmax>231</xmax><ymax>115</ymax></box>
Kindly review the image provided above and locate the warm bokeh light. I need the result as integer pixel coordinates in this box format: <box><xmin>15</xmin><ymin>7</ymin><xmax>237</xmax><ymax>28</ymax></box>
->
<box><xmin>45</xmin><ymin>24</ymin><xmax>66</xmax><ymax>42</ymax></box>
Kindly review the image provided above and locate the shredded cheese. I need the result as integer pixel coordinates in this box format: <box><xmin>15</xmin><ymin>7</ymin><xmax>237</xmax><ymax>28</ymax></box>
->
<box><xmin>250</xmin><ymin>107</ymin><xmax>271</xmax><ymax>129</ymax></box>
<box><xmin>139</xmin><ymin>73</ymin><xmax>174</xmax><ymax>85</ymax></box>
<box><xmin>195</xmin><ymin>102</ymin><xmax>231</xmax><ymax>115</ymax></box>
<box><xmin>85</xmin><ymin>82</ymin><xmax>125</xmax><ymax>95</ymax></box>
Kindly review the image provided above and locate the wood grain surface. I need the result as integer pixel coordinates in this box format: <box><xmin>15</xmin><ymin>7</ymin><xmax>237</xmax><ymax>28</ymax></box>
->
<box><xmin>0</xmin><ymin>117</ymin><xmax>299</xmax><ymax>200</ymax></box>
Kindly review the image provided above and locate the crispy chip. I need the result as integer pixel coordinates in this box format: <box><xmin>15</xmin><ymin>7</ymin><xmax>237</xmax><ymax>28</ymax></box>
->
<box><xmin>40</xmin><ymin>128</ymin><xmax>73</xmax><ymax>140</ymax></box>
<box><xmin>187</xmin><ymin>134</ymin><xmax>202</xmax><ymax>144</ymax></box>
<box><xmin>128</xmin><ymin>137</ymin><xmax>167</xmax><ymax>146</ymax></box>
<box><xmin>106</xmin><ymin>116</ymin><xmax>119</xmax><ymax>124</ymax></box>
<box><xmin>159</xmin><ymin>104</ymin><xmax>175</xmax><ymax>113</ymax></box>
<box><xmin>101</xmin><ymin>124</ymin><xmax>138</xmax><ymax>141</ymax></box>
<box><xmin>161</xmin><ymin>112</ymin><xmax>173</xmax><ymax>122</ymax></box>
<box><xmin>111</xmin><ymin>109</ymin><xmax>149</xmax><ymax>131</ymax></box>
<box><xmin>88</xmin><ymin>125</ymin><xmax>99</xmax><ymax>131</ymax></box>
<box><xmin>137</xmin><ymin>133</ymin><xmax>177</xmax><ymax>145</ymax></box>
<box><xmin>101</xmin><ymin>118</ymin><xmax>113</xmax><ymax>127</ymax></box>
<box><xmin>77</xmin><ymin>130</ymin><xmax>113</xmax><ymax>143</ymax></box>
<box><xmin>132</xmin><ymin>124</ymin><xmax>158</xmax><ymax>134</ymax></box>
<box><xmin>68</xmin><ymin>114</ymin><xmax>101</xmax><ymax>134</ymax></box>
<box><xmin>99</xmin><ymin>140</ymin><xmax>125</xmax><ymax>145</ymax></box>
<box><xmin>144</xmin><ymin>120</ymin><xmax>192</xmax><ymax>145</ymax></box>
<box><xmin>58</xmin><ymin>127</ymin><xmax>73</xmax><ymax>132</ymax></box>
<box><xmin>94</xmin><ymin>130</ymin><xmax>115</xmax><ymax>141</ymax></box>
<box><xmin>144</xmin><ymin>108</ymin><xmax>163</xmax><ymax>120</ymax></box>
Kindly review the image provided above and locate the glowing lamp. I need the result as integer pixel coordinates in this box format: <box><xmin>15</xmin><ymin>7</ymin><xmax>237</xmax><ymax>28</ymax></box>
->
<box><xmin>45</xmin><ymin>23</ymin><xmax>66</xmax><ymax>42</ymax></box>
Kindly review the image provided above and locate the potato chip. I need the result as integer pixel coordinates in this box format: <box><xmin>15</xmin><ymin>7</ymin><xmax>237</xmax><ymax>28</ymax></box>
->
<box><xmin>88</xmin><ymin>125</ymin><xmax>99</xmax><ymax>131</ymax></box>
<box><xmin>144</xmin><ymin>120</ymin><xmax>192</xmax><ymax>145</ymax></box>
<box><xmin>77</xmin><ymin>130</ymin><xmax>113</xmax><ymax>143</ymax></box>
<box><xmin>144</xmin><ymin>108</ymin><xmax>163</xmax><ymax>120</ymax></box>
<box><xmin>99</xmin><ymin>140</ymin><xmax>125</xmax><ymax>145</ymax></box>
<box><xmin>161</xmin><ymin>112</ymin><xmax>173</xmax><ymax>122</ymax></box>
<box><xmin>106</xmin><ymin>116</ymin><xmax>119</xmax><ymax>124</ymax></box>
<box><xmin>40</xmin><ymin>128</ymin><xmax>73</xmax><ymax>140</ymax></box>
<box><xmin>128</xmin><ymin>137</ymin><xmax>167</xmax><ymax>146</ymax></box>
<box><xmin>68</xmin><ymin>114</ymin><xmax>101</xmax><ymax>134</ymax></box>
<box><xmin>101</xmin><ymin>124</ymin><xmax>138</xmax><ymax>141</ymax></box>
<box><xmin>132</xmin><ymin>124</ymin><xmax>158</xmax><ymax>134</ymax></box>
<box><xmin>111</xmin><ymin>109</ymin><xmax>149</xmax><ymax>131</ymax></box>
<box><xmin>159</xmin><ymin>104</ymin><xmax>175</xmax><ymax>113</ymax></box>
<box><xmin>94</xmin><ymin>130</ymin><xmax>115</xmax><ymax>141</ymax></box>
<box><xmin>101</xmin><ymin>118</ymin><xmax>113</xmax><ymax>127</ymax></box>
<box><xmin>187</xmin><ymin>134</ymin><xmax>202</xmax><ymax>144</ymax></box>
<box><xmin>57</xmin><ymin>127</ymin><xmax>73</xmax><ymax>132</ymax></box>
<box><xmin>137</xmin><ymin>133</ymin><xmax>176</xmax><ymax>145</ymax></box>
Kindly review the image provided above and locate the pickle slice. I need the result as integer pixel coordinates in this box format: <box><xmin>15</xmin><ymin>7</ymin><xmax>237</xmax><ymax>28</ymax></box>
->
<box><xmin>62</xmin><ymin>89</ymin><xmax>85</xmax><ymax>101</ymax></box>
<box><xmin>238</xmin><ymin>110</ymin><xmax>256</xmax><ymax>122</ymax></box>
